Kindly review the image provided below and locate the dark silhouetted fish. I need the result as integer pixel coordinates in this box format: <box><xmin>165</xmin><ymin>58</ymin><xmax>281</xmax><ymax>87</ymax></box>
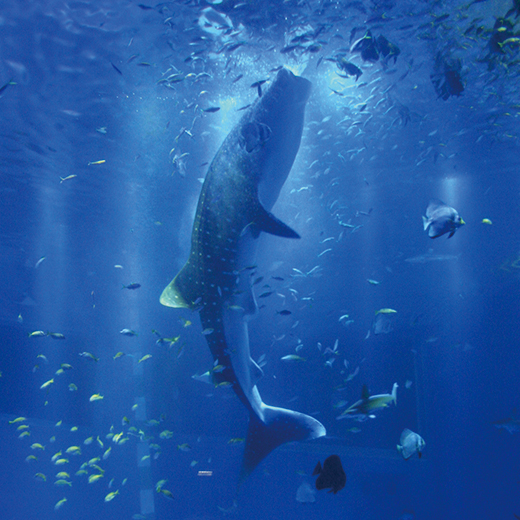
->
<box><xmin>313</xmin><ymin>454</ymin><xmax>346</xmax><ymax>494</ymax></box>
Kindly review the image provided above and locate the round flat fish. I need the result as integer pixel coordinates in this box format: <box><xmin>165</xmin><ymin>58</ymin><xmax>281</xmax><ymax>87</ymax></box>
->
<box><xmin>313</xmin><ymin>454</ymin><xmax>346</xmax><ymax>494</ymax></box>
<box><xmin>397</xmin><ymin>428</ymin><xmax>425</xmax><ymax>460</ymax></box>
<box><xmin>422</xmin><ymin>199</ymin><xmax>464</xmax><ymax>239</ymax></box>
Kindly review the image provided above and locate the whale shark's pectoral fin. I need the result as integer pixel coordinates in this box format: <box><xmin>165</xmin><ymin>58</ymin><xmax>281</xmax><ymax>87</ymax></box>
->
<box><xmin>239</xmin><ymin>396</ymin><xmax>326</xmax><ymax>485</ymax></box>
<box><xmin>249</xmin><ymin>202</ymin><xmax>300</xmax><ymax>239</ymax></box>
<box><xmin>160</xmin><ymin>261</ymin><xmax>201</xmax><ymax>309</ymax></box>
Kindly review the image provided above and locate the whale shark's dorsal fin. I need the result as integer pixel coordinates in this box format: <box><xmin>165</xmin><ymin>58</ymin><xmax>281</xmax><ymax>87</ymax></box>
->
<box><xmin>160</xmin><ymin>262</ymin><xmax>200</xmax><ymax>309</ymax></box>
<box><xmin>250</xmin><ymin>201</ymin><xmax>300</xmax><ymax>239</ymax></box>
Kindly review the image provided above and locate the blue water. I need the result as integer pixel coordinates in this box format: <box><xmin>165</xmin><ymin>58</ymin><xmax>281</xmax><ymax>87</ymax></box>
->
<box><xmin>1</xmin><ymin>1</ymin><xmax>520</xmax><ymax>518</ymax></box>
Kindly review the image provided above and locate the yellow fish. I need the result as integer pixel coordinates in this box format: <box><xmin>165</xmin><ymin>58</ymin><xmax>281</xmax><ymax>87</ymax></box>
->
<box><xmin>159</xmin><ymin>488</ymin><xmax>174</xmax><ymax>500</ymax></box>
<box><xmin>90</xmin><ymin>394</ymin><xmax>104</xmax><ymax>402</ymax></box>
<box><xmin>59</xmin><ymin>175</ymin><xmax>77</xmax><ymax>183</ymax></box>
<box><xmin>28</xmin><ymin>330</ymin><xmax>46</xmax><ymax>338</ymax></box>
<box><xmin>54</xmin><ymin>498</ymin><xmax>67</xmax><ymax>510</ymax></box>
<box><xmin>9</xmin><ymin>417</ymin><xmax>27</xmax><ymax>424</ymax></box>
<box><xmin>105</xmin><ymin>490</ymin><xmax>120</xmax><ymax>502</ymax></box>
<box><xmin>375</xmin><ymin>308</ymin><xmax>397</xmax><ymax>315</ymax></box>
<box><xmin>482</xmin><ymin>218</ymin><xmax>492</xmax><ymax>225</ymax></box>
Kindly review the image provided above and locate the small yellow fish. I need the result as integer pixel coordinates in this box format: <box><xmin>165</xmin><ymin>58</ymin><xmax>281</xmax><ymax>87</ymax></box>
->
<box><xmin>56</xmin><ymin>472</ymin><xmax>70</xmax><ymax>479</ymax></box>
<box><xmin>227</xmin><ymin>438</ymin><xmax>245</xmax><ymax>444</ymax></box>
<box><xmin>31</xmin><ymin>443</ymin><xmax>45</xmax><ymax>450</ymax></box>
<box><xmin>103</xmin><ymin>447</ymin><xmax>112</xmax><ymax>460</ymax></box>
<box><xmin>91</xmin><ymin>464</ymin><xmax>105</xmax><ymax>474</ymax></box>
<box><xmin>159</xmin><ymin>488</ymin><xmax>174</xmax><ymax>500</ymax></box>
<box><xmin>70</xmin><ymin>426</ymin><xmax>78</xmax><ymax>432</ymax></box>
<box><xmin>54</xmin><ymin>458</ymin><xmax>69</xmax><ymax>465</ymax></box>
<box><xmin>88</xmin><ymin>159</ymin><xmax>106</xmax><ymax>165</ymax></box>
<box><xmin>9</xmin><ymin>417</ymin><xmax>27</xmax><ymax>424</ymax></box>
<box><xmin>84</xmin><ymin>436</ymin><xmax>93</xmax><ymax>445</ymax></box>
<box><xmin>177</xmin><ymin>443</ymin><xmax>191</xmax><ymax>452</ymax></box>
<box><xmin>482</xmin><ymin>218</ymin><xmax>492</xmax><ymax>225</ymax></box>
<box><xmin>59</xmin><ymin>175</ymin><xmax>77</xmax><ymax>183</ymax></box>
<box><xmin>138</xmin><ymin>354</ymin><xmax>152</xmax><ymax>363</ymax></box>
<box><xmin>51</xmin><ymin>451</ymin><xmax>62</xmax><ymax>462</ymax></box>
<box><xmin>17</xmin><ymin>424</ymin><xmax>29</xmax><ymax>430</ymax></box>
<box><xmin>28</xmin><ymin>330</ymin><xmax>46</xmax><ymax>338</ymax></box>
<box><xmin>79</xmin><ymin>351</ymin><xmax>99</xmax><ymax>361</ymax></box>
<box><xmin>113</xmin><ymin>351</ymin><xmax>125</xmax><ymax>359</ymax></box>
<box><xmin>65</xmin><ymin>446</ymin><xmax>81</xmax><ymax>455</ymax></box>
<box><xmin>105</xmin><ymin>490</ymin><xmax>120</xmax><ymax>502</ymax></box>
<box><xmin>54</xmin><ymin>498</ymin><xmax>67</xmax><ymax>511</ymax></box>
<box><xmin>159</xmin><ymin>430</ymin><xmax>173</xmax><ymax>439</ymax></box>
<box><xmin>54</xmin><ymin>479</ymin><xmax>72</xmax><ymax>487</ymax></box>
<box><xmin>113</xmin><ymin>432</ymin><xmax>124</xmax><ymax>443</ymax></box>
<box><xmin>90</xmin><ymin>394</ymin><xmax>104</xmax><ymax>402</ymax></box>
<box><xmin>375</xmin><ymin>308</ymin><xmax>397</xmax><ymax>315</ymax></box>
<box><xmin>88</xmin><ymin>474</ymin><xmax>104</xmax><ymax>484</ymax></box>
<box><xmin>76</xmin><ymin>469</ymin><xmax>88</xmax><ymax>476</ymax></box>
<box><xmin>25</xmin><ymin>455</ymin><xmax>37</xmax><ymax>462</ymax></box>
<box><xmin>68</xmin><ymin>383</ymin><xmax>78</xmax><ymax>391</ymax></box>
<box><xmin>34</xmin><ymin>472</ymin><xmax>47</xmax><ymax>481</ymax></box>
<box><xmin>19</xmin><ymin>431</ymin><xmax>31</xmax><ymax>438</ymax></box>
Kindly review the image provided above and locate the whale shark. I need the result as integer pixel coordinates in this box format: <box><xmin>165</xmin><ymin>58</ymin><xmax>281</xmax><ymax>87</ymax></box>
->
<box><xmin>160</xmin><ymin>68</ymin><xmax>326</xmax><ymax>483</ymax></box>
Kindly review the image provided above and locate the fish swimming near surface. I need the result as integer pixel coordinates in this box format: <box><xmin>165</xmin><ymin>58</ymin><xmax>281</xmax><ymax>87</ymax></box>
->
<box><xmin>397</xmin><ymin>428</ymin><xmax>425</xmax><ymax>460</ymax></box>
<box><xmin>422</xmin><ymin>199</ymin><xmax>465</xmax><ymax>238</ymax></box>
<box><xmin>160</xmin><ymin>68</ymin><xmax>326</xmax><ymax>484</ymax></box>
<box><xmin>337</xmin><ymin>383</ymin><xmax>398</xmax><ymax>420</ymax></box>
<box><xmin>313</xmin><ymin>454</ymin><xmax>346</xmax><ymax>494</ymax></box>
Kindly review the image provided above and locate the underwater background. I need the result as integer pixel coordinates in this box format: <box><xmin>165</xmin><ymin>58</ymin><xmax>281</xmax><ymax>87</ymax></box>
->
<box><xmin>1</xmin><ymin>0</ymin><xmax>520</xmax><ymax>518</ymax></box>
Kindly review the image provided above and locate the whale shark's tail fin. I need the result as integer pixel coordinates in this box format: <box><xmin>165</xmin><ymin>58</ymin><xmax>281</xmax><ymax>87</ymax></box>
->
<box><xmin>239</xmin><ymin>404</ymin><xmax>326</xmax><ymax>485</ymax></box>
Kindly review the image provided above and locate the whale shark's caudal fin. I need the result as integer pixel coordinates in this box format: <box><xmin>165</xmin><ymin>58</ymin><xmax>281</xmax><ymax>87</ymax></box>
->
<box><xmin>239</xmin><ymin>400</ymin><xmax>326</xmax><ymax>485</ymax></box>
